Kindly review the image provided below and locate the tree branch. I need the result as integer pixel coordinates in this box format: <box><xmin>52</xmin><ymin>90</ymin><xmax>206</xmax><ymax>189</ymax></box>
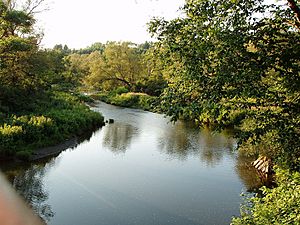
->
<box><xmin>24</xmin><ymin>0</ymin><xmax>48</xmax><ymax>15</ymax></box>
<box><xmin>287</xmin><ymin>0</ymin><xmax>300</xmax><ymax>29</ymax></box>
<box><xmin>101</xmin><ymin>77</ymin><xmax>132</xmax><ymax>88</ymax></box>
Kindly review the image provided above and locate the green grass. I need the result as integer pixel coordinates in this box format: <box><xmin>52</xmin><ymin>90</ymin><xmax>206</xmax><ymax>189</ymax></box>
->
<box><xmin>0</xmin><ymin>91</ymin><xmax>104</xmax><ymax>160</ymax></box>
<box><xmin>91</xmin><ymin>89</ymin><xmax>159</xmax><ymax>112</ymax></box>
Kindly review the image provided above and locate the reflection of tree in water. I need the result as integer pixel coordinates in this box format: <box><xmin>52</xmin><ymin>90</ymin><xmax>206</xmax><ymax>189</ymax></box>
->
<box><xmin>3</xmin><ymin>159</ymin><xmax>56</xmax><ymax>223</ymax></box>
<box><xmin>158</xmin><ymin>122</ymin><xmax>196</xmax><ymax>160</ymax></box>
<box><xmin>197</xmin><ymin>128</ymin><xmax>235</xmax><ymax>166</ymax></box>
<box><xmin>103</xmin><ymin>123</ymin><xmax>138</xmax><ymax>153</ymax></box>
<box><xmin>0</xmin><ymin>127</ymin><xmax>98</xmax><ymax>224</ymax></box>
<box><xmin>158</xmin><ymin>122</ymin><xmax>235</xmax><ymax>166</ymax></box>
<box><xmin>159</xmin><ymin>122</ymin><xmax>262</xmax><ymax>190</ymax></box>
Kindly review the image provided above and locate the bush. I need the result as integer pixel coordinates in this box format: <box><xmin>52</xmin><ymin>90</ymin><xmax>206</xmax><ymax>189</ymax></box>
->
<box><xmin>232</xmin><ymin>168</ymin><xmax>300</xmax><ymax>225</ymax></box>
<box><xmin>111</xmin><ymin>93</ymin><xmax>140</xmax><ymax>107</ymax></box>
<box><xmin>0</xmin><ymin>124</ymin><xmax>23</xmax><ymax>136</ymax></box>
<box><xmin>0</xmin><ymin>91</ymin><xmax>104</xmax><ymax>159</ymax></box>
<box><xmin>112</xmin><ymin>86</ymin><xmax>129</xmax><ymax>95</ymax></box>
<box><xmin>92</xmin><ymin>90</ymin><xmax>159</xmax><ymax>112</ymax></box>
<box><xmin>72</xmin><ymin>92</ymin><xmax>94</xmax><ymax>103</ymax></box>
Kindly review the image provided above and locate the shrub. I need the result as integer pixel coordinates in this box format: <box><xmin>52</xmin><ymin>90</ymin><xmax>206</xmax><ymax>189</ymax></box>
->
<box><xmin>0</xmin><ymin>124</ymin><xmax>23</xmax><ymax>136</ymax></box>
<box><xmin>92</xmin><ymin>90</ymin><xmax>159</xmax><ymax>112</ymax></box>
<box><xmin>112</xmin><ymin>86</ymin><xmax>129</xmax><ymax>95</ymax></box>
<box><xmin>16</xmin><ymin>150</ymin><xmax>32</xmax><ymax>161</ymax></box>
<box><xmin>0</xmin><ymin>91</ymin><xmax>104</xmax><ymax>159</ymax></box>
<box><xmin>72</xmin><ymin>92</ymin><xmax>94</xmax><ymax>103</ymax></box>
<box><xmin>232</xmin><ymin>168</ymin><xmax>300</xmax><ymax>225</ymax></box>
<box><xmin>111</xmin><ymin>93</ymin><xmax>140</xmax><ymax>107</ymax></box>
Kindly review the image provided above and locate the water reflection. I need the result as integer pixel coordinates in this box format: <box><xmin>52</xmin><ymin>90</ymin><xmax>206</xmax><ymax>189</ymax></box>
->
<box><xmin>235</xmin><ymin>154</ymin><xmax>265</xmax><ymax>192</ymax></box>
<box><xmin>0</xmin><ymin>127</ymin><xmax>97</xmax><ymax>223</ymax></box>
<box><xmin>102</xmin><ymin>123</ymin><xmax>139</xmax><ymax>154</ymax></box>
<box><xmin>100</xmin><ymin>114</ymin><xmax>262</xmax><ymax>192</ymax></box>
<box><xmin>3</xmin><ymin>159</ymin><xmax>55</xmax><ymax>223</ymax></box>
<box><xmin>158</xmin><ymin>122</ymin><xmax>195</xmax><ymax>161</ymax></box>
<box><xmin>0</xmin><ymin>102</ymin><xmax>265</xmax><ymax>225</ymax></box>
<box><xmin>197</xmin><ymin>128</ymin><xmax>235</xmax><ymax>166</ymax></box>
<box><xmin>158</xmin><ymin>122</ymin><xmax>235</xmax><ymax>166</ymax></box>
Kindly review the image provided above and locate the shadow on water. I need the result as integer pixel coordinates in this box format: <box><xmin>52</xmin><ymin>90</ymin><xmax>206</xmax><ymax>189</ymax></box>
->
<box><xmin>157</xmin><ymin>122</ymin><xmax>235</xmax><ymax>166</ymax></box>
<box><xmin>0</xmin><ymin>127</ymin><xmax>98</xmax><ymax>224</ymax></box>
<box><xmin>100</xmin><ymin>111</ymin><xmax>264</xmax><ymax>190</ymax></box>
<box><xmin>102</xmin><ymin>122</ymin><xmax>139</xmax><ymax>154</ymax></box>
<box><xmin>235</xmin><ymin>154</ymin><xmax>271</xmax><ymax>192</ymax></box>
<box><xmin>4</xmin><ymin>161</ymin><xmax>55</xmax><ymax>223</ymax></box>
<box><xmin>157</xmin><ymin>122</ymin><xmax>265</xmax><ymax>187</ymax></box>
<box><xmin>0</xmin><ymin>102</ymin><xmax>266</xmax><ymax>225</ymax></box>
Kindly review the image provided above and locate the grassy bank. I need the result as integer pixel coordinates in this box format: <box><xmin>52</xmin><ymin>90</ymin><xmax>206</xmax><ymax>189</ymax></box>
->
<box><xmin>0</xmin><ymin>91</ymin><xmax>104</xmax><ymax>160</ymax></box>
<box><xmin>91</xmin><ymin>88</ymin><xmax>159</xmax><ymax>112</ymax></box>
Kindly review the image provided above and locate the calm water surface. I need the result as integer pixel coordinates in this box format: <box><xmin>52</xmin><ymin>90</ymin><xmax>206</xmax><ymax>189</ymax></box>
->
<box><xmin>1</xmin><ymin>102</ymin><xmax>262</xmax><ymax>225</ymax></box>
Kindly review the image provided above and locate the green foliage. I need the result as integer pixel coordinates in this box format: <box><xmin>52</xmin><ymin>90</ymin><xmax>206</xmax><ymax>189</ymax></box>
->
<box><xmin>232</xmin><ymin>168</ymin><xmax>300</xmax><ymax>225</ymax></box>
<box><xmin>0</xmin><ymin>0</ymin><xmax>40</xmax><ymax>91</ymax></box>
<box><xmin>83</xmin><ymin>41</ymin><xmax>146</xmax><ymax>91</ymax></box>
<box><xmin>111</xmin><ymin>86</ymin><xmax>129</xmax><ymax>95</ymax></box>
<box><xmin>149</xmin><ymin>0</ymin><xmax>300</xmax><ymax>224</ymax></box>
<box><xmin>136</xmin><ymin>45</ymin><xmax>167</xmax><ymax>96</ymax></box>
<box><xmin>110</xmin><ymin>93</ymin><xmax>140</xmax><ymax>108</ymax></box>
<box><xmin>65</xmin><ymin>41</ymin><xmax>167</xmax><ymax>95</ymax></box>
<box><xmin>149</xmin><ymin>0</ymin><xmax>300</xmax><ymax>169</ymax></box>
<box><xmin>15</xmin><ymin>150</ymin><xmax>32</xmax><ymax>161</ymax></box>
<box><xmin>0</xmin><ymin>92</ymin><xmax>104</xmax><ymax>159</ymax></box>
<box><xmin>72</xmin><ymin>92</ymin><xmax>94</xmax><ymax>103</ymax></box>
<box><xmin>92</xmin><ymin>90</ymin><xmax>158</xmax><ymax>112</ymax></box>
<box><xmin>0</xmin><ymin>124</ymin><xmax>23</xmax><ymax>136</ymax></box>
<box><xmin>75</xmin><ymin>42</ymin><xmax>105</xmax><ymax>55</ymax></box>
<box><xmin>0</xmin><ymin>1</ymin><xmax>105</xmax><ymax>160</ymax></box>
<box><xmin>136</xmin><ymin>76</ymin><xmax>167</xmax><ymax>96</ymax></box>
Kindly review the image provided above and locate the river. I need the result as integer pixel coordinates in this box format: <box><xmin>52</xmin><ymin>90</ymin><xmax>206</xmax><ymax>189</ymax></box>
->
<box><xmin>0</xmin><ymin>101</ymin><xmax>262</xmax><ymax>225</ymax></box>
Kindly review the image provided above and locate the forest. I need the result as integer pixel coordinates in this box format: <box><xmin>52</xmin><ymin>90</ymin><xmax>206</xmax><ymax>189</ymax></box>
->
<box><xmin>0</xmin><ymin>0</ymin><xmax>300</xmax><ymax>224</ymax></box>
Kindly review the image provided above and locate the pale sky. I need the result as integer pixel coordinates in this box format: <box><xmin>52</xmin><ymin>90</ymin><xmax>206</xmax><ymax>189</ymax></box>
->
<box><xmin>35</xmin><ymin>0</ymin><xmax>185</xmax><ymax>49</ymax></box>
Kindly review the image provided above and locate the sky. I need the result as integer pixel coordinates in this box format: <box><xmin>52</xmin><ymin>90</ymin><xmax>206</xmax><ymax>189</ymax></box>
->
<box><xmin>35</xmin><ymin>0</ymin><xmax>185</xmax><ymax>49</ymax></box>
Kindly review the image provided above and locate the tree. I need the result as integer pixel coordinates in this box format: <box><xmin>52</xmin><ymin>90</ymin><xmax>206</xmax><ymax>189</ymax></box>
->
<box><xmin>136</xmin><ymin>45</ymin><xmax>167</xmax><ymax>96</ymax></box>
<box><xmin>0</xmin><ymin>0</ymin><xmax>38</xmax><ymax>89</ymax></box>
<box><xmin>83</xmin><ymin>42</ymin><xmax>146</xmax><ymax>91</ymax></box>
<box><xmin>149</xmin><ymin>0</ymin><xmax>300</xmax><ymax>169</ymax></box>
<box><xmin>64</xmin><ymin>52</ymin><xmax>90</xmax><ymax>89</ymax></box>
<box><xmin>75</xmin><ymin>42</ymin><xmax>105</xmax><ymax>55</ymax></box>
<box><xmin>0</xmin><ymin>0</ymin><xmax>70</xmax><ymax>112</ymax></box>
<box><xmin>0</xmin><ymin>0</ymin><xmax>44</xmax><ymax>111</ymax></box>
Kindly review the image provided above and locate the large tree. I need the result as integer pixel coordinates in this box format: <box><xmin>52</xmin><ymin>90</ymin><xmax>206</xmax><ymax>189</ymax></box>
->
<box><xmin>0</xmin><ymin>0</ymin><xmax>48</xmax><ymax>111</ymax></box>
<box><xmin>149</xmin><ymin>0</ymin><xmax>300</xmax><ymax>169</ymax></box>
<box><xmin>83</xmin><ymin>42</ymin><xmax>146</xmax><ymax>91</ymax></box>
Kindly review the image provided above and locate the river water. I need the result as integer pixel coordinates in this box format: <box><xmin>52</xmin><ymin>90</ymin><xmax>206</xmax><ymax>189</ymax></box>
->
<box><xmin>0</xmin><ymin>101</ymin><xmax>262</xmax><ymax>225</ymax></box>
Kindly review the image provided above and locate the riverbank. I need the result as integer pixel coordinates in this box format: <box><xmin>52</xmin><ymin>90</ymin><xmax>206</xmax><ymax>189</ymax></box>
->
<box><xmin>1</xmin><ymin>100</ymin><xmax>260</xmax><ymax>225</ymax></box>
<box><xmin>0</xmin><ymin>91</ymin><xmax>104</xmax><ymax>161</ymax></box>
<box><xmin>90</xmin><ymin>90</ymin><xmax>159</xmax><ymax>113</ymax></box>
<box><xmin>94</xmin><ymin>96</ymin><xmax>300</xmax><ymax>224</ymax></box>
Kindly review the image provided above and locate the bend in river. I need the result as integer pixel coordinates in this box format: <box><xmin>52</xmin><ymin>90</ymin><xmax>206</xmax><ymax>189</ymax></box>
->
<box><xmin>0</xmin><ymin>101</ymin><xmax>262</xmax><ymax>225</ymax></box>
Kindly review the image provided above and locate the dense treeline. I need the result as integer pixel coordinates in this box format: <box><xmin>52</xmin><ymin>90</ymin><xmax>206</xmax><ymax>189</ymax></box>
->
<box><xmin>65</xmin><ymin>41</ymin><xmax>166</xmax><ymax>96</ymax></box>
<box><xmin>149</xmin><ymin>0</ymin><xmax>300</xmax><ymax>167</ymax></box>
<box><xmin>0</xmin><ymin>0</ymin><xmax>104</xmax><ymax>159</ymax></box>
<box><xmin>62</xmin><ymin>41</ymin><xmax>166</xmax><ymax>110</ymax></box>
<box><xmin>1</xmin><ymin>0</ymin><xmax>299</xmax><ymax>223</ymax></box>
<box><xmin>148</xmin><ymin>0</ymin><xmax>300</xmax><ymax>223</ymax></box>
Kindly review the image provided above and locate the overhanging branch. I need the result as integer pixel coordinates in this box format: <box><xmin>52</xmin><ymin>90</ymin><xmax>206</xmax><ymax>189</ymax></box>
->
<box><xmin>287</xmin><ymin>0</ymin><xmax>300</xmax><ymax>29</ymax></box>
